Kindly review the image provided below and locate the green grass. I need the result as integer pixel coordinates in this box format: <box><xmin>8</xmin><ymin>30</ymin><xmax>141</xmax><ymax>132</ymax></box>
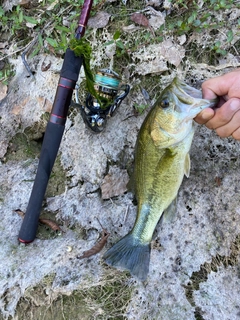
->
<box><xmin>1</xmin><ymin>0</ymin><xmax>239</xmax><ymax>85</ymax></box>
<box><xmin>14</xmin><ymin>272</ymin><xmax>132</xmax><ymax>320</ymax></box>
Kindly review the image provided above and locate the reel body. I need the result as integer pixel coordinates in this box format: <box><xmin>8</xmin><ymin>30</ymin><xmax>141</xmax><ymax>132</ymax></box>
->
<box><xmin>74</xmin><ymin>69</ymin><xmax>130</xmax><ymax>133</ymax></box>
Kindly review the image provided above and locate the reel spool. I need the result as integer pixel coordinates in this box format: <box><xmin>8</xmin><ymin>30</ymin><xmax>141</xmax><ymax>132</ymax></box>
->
<box><xmin>74</xmin><ymin>69</ymin><xmax>130</xmax><ymax>133</ymax></box>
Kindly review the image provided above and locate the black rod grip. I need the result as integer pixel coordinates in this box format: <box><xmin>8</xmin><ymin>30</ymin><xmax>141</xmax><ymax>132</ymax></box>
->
<box><xmin>61</xmin><ymin>48</ymin><xmax>83</xmax><ymax>81</ymax></box>
<box><xmin>18</xmin><ymin>50</ymin><xmax>83</xmax><ymax>243</ymax></box>
<box><xmin>18</xmin><ymin>122</ymin><xmax>64</xmax><ymax>243</ymax></box>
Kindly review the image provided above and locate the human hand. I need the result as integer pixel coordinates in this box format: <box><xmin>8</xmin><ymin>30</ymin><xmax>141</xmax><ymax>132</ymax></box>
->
<box><xmin>194</xmin><ymin>69</ymin><xmax>240</xmax><ymax>140</ymax></box>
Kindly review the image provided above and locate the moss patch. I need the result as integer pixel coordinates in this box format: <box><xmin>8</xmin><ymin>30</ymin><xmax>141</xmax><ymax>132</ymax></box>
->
<box><xmin>13</xmin><ymin>273</ymin><xmax>131</xmax><ymax>320</ymax></box>
<box><xmin>4</xmin><ymin>113</ymin><xmax>49</xmax><ymax>162</ymax></box>
<box><xmin>4</xmin><ymin>132</ymin><xmax>42</xmax><ymax>162</ymax></box>
<box><xmin>45</xmin><ymin>156</ymin><xmax>67</xmax><ymax>198</ymax></box>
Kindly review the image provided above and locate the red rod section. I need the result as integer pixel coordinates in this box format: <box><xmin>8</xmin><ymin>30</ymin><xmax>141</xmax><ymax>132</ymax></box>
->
<box><xmin>75</xmin><ymin>0</ymin><xmax>94</xmax><ymax>39</ymax></box>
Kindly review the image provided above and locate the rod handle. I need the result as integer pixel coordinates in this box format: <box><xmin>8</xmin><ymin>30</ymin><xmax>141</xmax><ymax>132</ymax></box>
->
<box><xmin>18</xmin><ymin>122</ymin><xmax>64</xmax><ymax>243</ymax></box>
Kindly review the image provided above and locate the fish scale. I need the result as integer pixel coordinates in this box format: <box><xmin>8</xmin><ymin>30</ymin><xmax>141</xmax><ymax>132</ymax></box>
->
<box><xmin>134</xmin><ymin>131</ymin><xmax>194</xmax><ymax>244</ymax></box>
<box><xmin>103</xmin><ymin>77</ymin><xmax>217</xmax><ymax>281</ymax></box>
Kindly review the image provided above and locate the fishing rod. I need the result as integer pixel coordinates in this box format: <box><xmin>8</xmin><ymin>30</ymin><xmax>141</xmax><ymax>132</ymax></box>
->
<box><xmin>18</xmin><ymin>0</ymin><xmax>94</xmax><ymax>243</ymax></box>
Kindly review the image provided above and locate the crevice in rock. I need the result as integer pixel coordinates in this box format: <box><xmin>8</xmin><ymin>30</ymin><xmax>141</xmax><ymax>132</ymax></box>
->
<box><xmin>183</xmin><ymin>234</ymin><xmax>240</xmax><ymax>319</ymax></box>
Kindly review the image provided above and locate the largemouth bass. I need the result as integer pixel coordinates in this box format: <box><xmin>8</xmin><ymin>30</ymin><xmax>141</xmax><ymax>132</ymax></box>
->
<box><xmin>103</xmin><ymin>77</ymin><xmax>217</xmax><ymax>281</ymax></box>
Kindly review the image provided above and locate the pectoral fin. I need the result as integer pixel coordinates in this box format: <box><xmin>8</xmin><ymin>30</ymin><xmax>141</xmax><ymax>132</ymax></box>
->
<box><xmin>184</xmin><ymin>153</ymin><xmax>191</xmax><ymax>178</ymax></box>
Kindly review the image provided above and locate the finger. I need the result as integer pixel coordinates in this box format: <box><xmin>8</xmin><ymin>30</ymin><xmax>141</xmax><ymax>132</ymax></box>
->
<box><xmin>202</xmin><ymin>85</ymin><xmax>218</xmax><ymax>100</ymax></box>
<box><xmin>215</xmin><ymin>96</ymin><xmax>229</xmax><ymax>109</ymax></box>
<box><xmin>215</xmin><ymin>109</ymin><xmax>240</xmax><ymax>138</ymax></box>
<box><xmin>232</xmin><ymin>127</ymin><xmax>240</xmax><ymax>140</ymax></box>
<box><xmin>204</xmin><ymin>98</ymin><xmax>240</xmax><ymax>130</ymax></box>
<box><xmin>194</xmin><ymin>108</ymin><xmax>215</xmax><ymax>125</ymax></box>
<box><xmin>202</xmin><ymin>69</ymin><xmax>240</xmax><ymax>100</ymax></box>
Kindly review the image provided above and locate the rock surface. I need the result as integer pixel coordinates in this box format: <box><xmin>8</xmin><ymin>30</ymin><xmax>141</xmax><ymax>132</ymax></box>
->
<box><xmin>0</xmin><ymin>53</ymin><xmax>240</xmax><ymax>319</ymax></box>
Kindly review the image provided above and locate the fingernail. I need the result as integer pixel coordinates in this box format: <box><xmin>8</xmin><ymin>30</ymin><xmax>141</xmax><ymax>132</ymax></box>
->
<box><xmin>229</xmin><ymin>99</ymin><xmax>240</xmax><ymax>112</ymax></box>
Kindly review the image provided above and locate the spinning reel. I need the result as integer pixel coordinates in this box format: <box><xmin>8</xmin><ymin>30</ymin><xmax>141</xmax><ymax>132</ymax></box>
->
<box><xmin>74</xmin><ymin>69</ymin><xmax>130</xmax><ymax>133</ymax></box>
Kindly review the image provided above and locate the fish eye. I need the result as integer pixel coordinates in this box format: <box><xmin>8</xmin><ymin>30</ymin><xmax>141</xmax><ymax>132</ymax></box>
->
<box><xmin>160</xmin><ymin>99</ymin><xmax>170</xmax><ymax>109</ymax></box>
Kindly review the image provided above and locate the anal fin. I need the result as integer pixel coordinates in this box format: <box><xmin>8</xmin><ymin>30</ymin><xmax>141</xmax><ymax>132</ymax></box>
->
<box><xmin>162</xmin><ymin>197</ymin><xmax>178</xmax><ymax>224</ymax></box>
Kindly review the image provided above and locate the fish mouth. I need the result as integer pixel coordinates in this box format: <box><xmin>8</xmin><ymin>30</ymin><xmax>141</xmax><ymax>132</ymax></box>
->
<box><xmin>170</xmin><ymin>77</ymin><xmax>218</xmax><ymax>119</ymax></box>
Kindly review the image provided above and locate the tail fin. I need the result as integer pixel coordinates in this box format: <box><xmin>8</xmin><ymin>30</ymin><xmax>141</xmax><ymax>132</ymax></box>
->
<box><xmin>103</xmin><ymin>233</ymin><xmax>150</xmax><ymax>281</ymax></box>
